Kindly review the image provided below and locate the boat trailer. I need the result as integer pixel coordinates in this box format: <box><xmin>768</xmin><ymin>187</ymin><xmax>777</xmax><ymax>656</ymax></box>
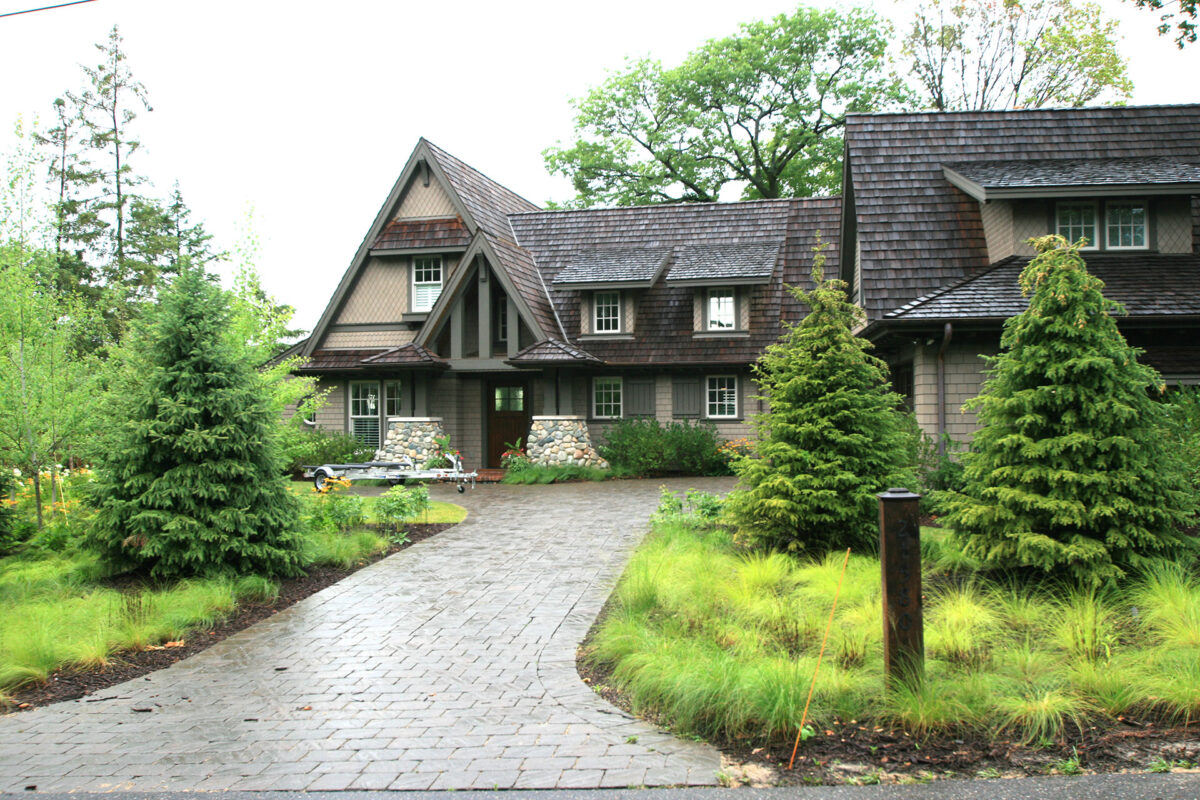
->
<box><xmin>303</xmin><ymin>453</ymin><xmax>477</xmax><ymax>493</ymax></box>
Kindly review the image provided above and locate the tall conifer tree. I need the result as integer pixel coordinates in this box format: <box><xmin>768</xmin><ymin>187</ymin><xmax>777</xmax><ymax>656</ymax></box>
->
<box><xmin>728</xmin><ymin>244</ymin><xmax>912</xmax><ymax>553</ymax></box>
<box><xmin>86</xmin><ymin>263</ymin><xmax>304</xmax><ymax>579</ymax></box>
<box><xmin>946</xmin><ymin>236</ymin><xmax>1196</xmax><ymax>585</ymax></box>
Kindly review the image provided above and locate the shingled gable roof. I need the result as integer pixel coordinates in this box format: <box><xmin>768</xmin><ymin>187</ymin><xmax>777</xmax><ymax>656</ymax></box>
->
<box><xmin>506</xmin><ymin>338</ymin><xmax>602</xmax><ymax>366</ymax></box>
<box><xmin>302</xmin><ymin>138</ymin><xmax>546</xmax><ymax>357</ymax></box>
<box><xmin>868</xmin><ymin>253</ymin><xmax>1200</xmax><ymax>333</ymax></box>
<box><xmin>509</xmin><ymin>197</ymin><xmax>841</xmax><ymax>365</ymax></box>
<box><xmin>843</xmin><ymin>104</ymin><xmax>1200</xmax><ymax>324</ymax></box>
<box><xmin>360</xmin><ymin>343</ymin><xmax>448</xmax><ymax>368</ymax></box>
<box><xmin>943</xmin><ymin>156</ymin><xmax>1200</xmax><ymax>201</ymax></box>
<box><xmin>412</xmin><ymin>231</ymin><xmax>562</xmax><ymax>349</ymax></box>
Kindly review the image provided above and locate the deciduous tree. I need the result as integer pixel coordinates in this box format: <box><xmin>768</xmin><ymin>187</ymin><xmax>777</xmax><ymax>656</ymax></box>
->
<box><xmin>1125</xmin><ymin>0</ymin><xmax>1197</xmax><ymax>47</ymax></box>
<box><xmin>545</xmin><ymin>7</ymin><xmax>907</xmax><ymax>207</ymax></box>
<box><xmin>945</xmin><ymin>236</ymin><xmax>1196</xmax><ymax>585</ymax></box>
<box><xmin>905</xmin><ymin>0</ymin><xmax>1132</xmax><ymax>111</ymax></box>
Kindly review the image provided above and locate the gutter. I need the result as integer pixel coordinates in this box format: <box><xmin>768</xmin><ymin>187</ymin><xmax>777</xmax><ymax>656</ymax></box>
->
<box><xmin>937</xmin><ymin>322</ymin><xmax>953</xmax><ymax>456</ymax></box>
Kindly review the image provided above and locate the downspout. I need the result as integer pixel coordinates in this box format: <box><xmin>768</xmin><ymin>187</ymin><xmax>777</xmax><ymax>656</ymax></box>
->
<box><xmin>937</xmin><ymin>322</ymin><xmax>953</xmax><ymax>456</ymax></box>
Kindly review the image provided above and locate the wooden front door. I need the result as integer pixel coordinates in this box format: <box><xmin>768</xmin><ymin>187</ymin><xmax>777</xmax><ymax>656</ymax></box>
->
<box><xmin>486</xmin><ymin>380</ymin><xmax>530</xmax><ymax>468</ymax></box>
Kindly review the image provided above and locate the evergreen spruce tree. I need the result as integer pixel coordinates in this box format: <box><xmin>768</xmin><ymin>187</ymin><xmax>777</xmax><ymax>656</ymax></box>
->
<box><xmin>86</xmin><ymin>262</ymin><xmax>304</xmax><ymax>579</ymax></box>
<box><xmin>728</xmin><ymin>243</ymin><xmax>913</xmax><ymax>553</ymax></box>
<box><xmin>945</xmin><ymin>235</ymin><xmax>1196</xmax><ymax>585</ymax></box>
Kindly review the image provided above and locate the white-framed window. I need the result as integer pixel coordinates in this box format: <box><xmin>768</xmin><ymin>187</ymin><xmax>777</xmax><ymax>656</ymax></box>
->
<box><xmin>1056</xmin><ymin>202</ymin><xmax>1098</xmax><ymax>249</ymax></box>
<box><xmin>1106</xmin><ymin>202</ymin><xmax>1148</xmax><ymax>250</ymax></box>
<box><xmin>706</xmin><ymin>375</ymin><xmax>737</xmax><ymax>419</ymax></box>
<box><xmin>349</xmin><ymin>381</ymin><xmax>381</xmax><ymax>447</ymax></box>
<box><xmin>384</xmin><ymin>380</ymin><xmax>403</xmax><ymax>417</ymax></box>
<box><xmin>412</xmin><ymin>256</ymin><xmax>443</xmax><ymax>312</ymax></box>
<box><xmin>593</xmin><ymin>377</ymin><xmax>622</xmax><ymax>419</ymax></box>
<box><xmin>594</xmin><ymin>291</ymin><xmax>621</xmax><ymax>333</ymax></box>
<box><xmin>707</xmin><ymin>288</ymin><xmax>736</xmax><ymax>330</ymax></box>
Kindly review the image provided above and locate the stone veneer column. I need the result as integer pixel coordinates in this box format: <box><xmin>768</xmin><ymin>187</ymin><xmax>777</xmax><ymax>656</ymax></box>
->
<box><xmin>376</xmin><ymin>417</ymin><xmax>447</xmax><ymax>464</ymax></box>
<box><xmin>526</xmin><ymin>416</ymin><xmax>609</xmax><ymax>469</ymax></box>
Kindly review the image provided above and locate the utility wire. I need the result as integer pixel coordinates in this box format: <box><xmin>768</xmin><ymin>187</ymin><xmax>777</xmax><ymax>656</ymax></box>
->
<box><xmin>0</xmin><ymin>0</ymin><xmax>97</xmax><ymax>19</ymax></box>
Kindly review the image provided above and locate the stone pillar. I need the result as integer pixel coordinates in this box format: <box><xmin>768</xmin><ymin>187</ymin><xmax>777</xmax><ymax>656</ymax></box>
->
<box><xmin>526</xmin><ymin>416</ymin><xmax>608</xmax><ymax>469</ymax></box>
<box><xmin>376</xmin><ymin>417</ymin><xmax>446</xmax><ymax>464</ymax></box>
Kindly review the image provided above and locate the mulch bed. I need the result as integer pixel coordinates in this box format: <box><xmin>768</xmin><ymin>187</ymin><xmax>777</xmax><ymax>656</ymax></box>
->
<box><xmin>5</xmin><ymin>523</ymin><xmax>455</xmax><ymax>713</ymax></box>
<box><xmin>576</xmin><ymin>608</ymin><xmax>1200</xmax><ymax>788</ymax></box>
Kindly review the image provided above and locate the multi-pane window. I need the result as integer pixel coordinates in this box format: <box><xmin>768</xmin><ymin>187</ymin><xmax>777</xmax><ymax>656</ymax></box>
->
<box><xmin>707</xmin><ymin>288</ymin><xmax>736</xmax><ymax>330</ymax></box>
<box><xmin>349</xmin><ymin>381</ymin><xmax>381</xmax><ymax>447</ymax></box>
<box><xmin>412</xmin><ymin>256</ymin><xmax>443</xmax><ymax>312</ymax></box>
<box><xmin>594</xmin><ymin>291</ymin><xmax>621</xmax><ymax>333</ymax></box>
<box><xmin>1106</xmin><ymin>202</ymin><xmax>1147</xmax><ymax>249</ymax></box>
<box><xmin>1056</xmin><ymin>202</ymin><xmax>1097</xmax><ymax>248</ymax></box>
<box><xmin>384</xmin><ymin>380</ymin><xmax>403</xmax><ymax>417</ymax></box>
<box><xmin>706</xmin><ymin>376</ymin><xmax>737</xmax><ymax>419</ymax></box>
<box><xmin>593</xmin><ymin>377</ymin><xmax>622</xmax><ymax>418</ymax></box>
<box><xmin>494</xmin><ymin>386</ymin><xmax>524</xmax><ymax>412</ymax></box>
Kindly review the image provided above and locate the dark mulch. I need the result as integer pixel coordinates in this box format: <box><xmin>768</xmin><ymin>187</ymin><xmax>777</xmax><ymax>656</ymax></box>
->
<box><xmin>6</xmin><ymin>523</ymin><xmax>454</xmax><ymax>713</ymax></box>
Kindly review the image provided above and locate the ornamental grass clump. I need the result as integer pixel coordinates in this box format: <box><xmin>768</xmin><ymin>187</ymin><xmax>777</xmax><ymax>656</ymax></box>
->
<box><xmin>85</xmin><ymin>264</ymin><xmax>304</xmax><ymax>580</ymax></box>
<box><xmin>727</xmin><ymin>242</ymin><xmax>913</xmax><ymax>554</ymax></box>
<box><xmin>944</xmin><ymin>235</ymin><xmax>1197</xmax><ymax>586</ymax></box>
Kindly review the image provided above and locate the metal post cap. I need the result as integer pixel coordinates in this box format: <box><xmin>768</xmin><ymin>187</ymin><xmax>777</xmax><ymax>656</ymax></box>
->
<box><xmin>878</xmin><ymin>487</ymin><xmax>920</xmax><ymax>500</ymax></box>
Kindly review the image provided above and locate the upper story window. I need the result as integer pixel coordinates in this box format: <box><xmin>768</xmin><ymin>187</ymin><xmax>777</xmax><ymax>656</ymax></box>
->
<box><xmin>1106</xmin><ymin>202</ymin><xmax>1148</xmax><ymax>249</ymax></box>
<box><xmin>594</xmin><ymin>291</ymin><xmax>621</xmax><ymax>333</ymax></box>
<box><xmin>707</xmin><ymin>288</ymin><xmax>736</xmax><ymax>330</ymax></box>
<box><xmin>1055</xmin><ymin>202</ymin><xmax>1098</xmax><ymax>248</ymax></box>
<box><xmin>412</xmin><ymin>256</ymin><xmax>443</xmax><ymax>312</ymax></box>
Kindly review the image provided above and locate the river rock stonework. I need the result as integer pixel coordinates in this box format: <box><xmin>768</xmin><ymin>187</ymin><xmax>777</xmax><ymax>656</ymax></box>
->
<box><xmin>527</xmin><ymin>416</ymin><xmax>609</xmax><ymax>469</ymax></box>
<box><xmin>376</xmin><ymin>417</ymin><xmax>446</xmax><ymax>464</ymax></box>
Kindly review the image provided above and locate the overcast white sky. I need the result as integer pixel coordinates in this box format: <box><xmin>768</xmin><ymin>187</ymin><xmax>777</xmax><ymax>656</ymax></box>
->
<box><xmin>1</xmin><ymin>0</ymin><xmax>1196</xmax><ymax>332</ymax></box>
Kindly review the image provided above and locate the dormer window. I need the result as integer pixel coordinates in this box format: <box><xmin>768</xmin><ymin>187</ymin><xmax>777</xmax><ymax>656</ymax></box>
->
<box><xmin>1106</xmin><ymin>202</ymin><xmax>1147</xmax><ymax>249</ymax></box>
<box><xmin>1056</xmin><ymin>202</ymin><xmax>1098</xmax><ymax>248</ymax></box>
<box><xmin>707</xmin><ymin>288</ymin><xmax>736</xmax><ymax>330</ymax></box>
<box><xmin>412</xmin><ymin>256</ymin><xmax>443</xmax><ymax>312</ymax></box>
<box><xmin>594</xmin><ymin>291</ymin><xmax>621</xmax><ymax>333</ymax></box>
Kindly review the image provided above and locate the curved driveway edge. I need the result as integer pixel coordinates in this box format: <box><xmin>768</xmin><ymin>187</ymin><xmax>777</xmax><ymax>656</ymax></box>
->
<box><xmin>0</xmin><ymin>478</ymin><xmax>732</xmax><ymax>792</ymax></box>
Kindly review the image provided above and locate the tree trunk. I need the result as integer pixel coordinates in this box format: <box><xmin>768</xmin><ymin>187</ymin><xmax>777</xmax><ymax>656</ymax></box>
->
<box><xmin>32</xmin><ymin>470</ymin><xmax>43</xmax><ymax>530</ymax></box>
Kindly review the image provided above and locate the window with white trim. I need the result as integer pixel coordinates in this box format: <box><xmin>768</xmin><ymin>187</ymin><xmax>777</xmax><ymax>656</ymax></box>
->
<box><xmin>1056</xmin><ymin>202</ymin><xmax>1098</xmax><ymax>248</ymax></box>
<box><xmin>349</xmin><ymin>381</ymin><xmax>381</xmax><ymax>447</ymax></box>
<box><xmin>706</xmin><ymin>375</ymin><xmax>737</xmax><ymax>419</ymax></box>
<box><xmin>593</xmin><ymin>291</ymin><xmax>621</xmax><ymax>333</ymax></box>
<box><xmin>593</xmin><ymin>377</ymin><xmax>622</xmax><ymax>418</ymax></box>
<box><xmin>384</xmin><ymin>380</ymin><xmax>403</xmax><ymax>417</ymax></box>
<box><xmin>707</xmin><ymin>288</ymin><xmax>736</xmax><ymax>330</ymax></box>
<box><xmin>412</xmin><ymin>256</ymin><xmax>443</xmax><ymax>312</ymax></box>
<box><xmin>1106</xmin><ymin>202</ymin><xmax>1147</xmax><ymax>249</ymax></box>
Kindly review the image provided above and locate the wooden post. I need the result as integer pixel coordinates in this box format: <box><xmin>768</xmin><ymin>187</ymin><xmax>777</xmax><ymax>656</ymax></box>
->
<box><xmin>878</xmin><ymin>487</ymin><xmax>924</xmax><ymax>688</ymax></box>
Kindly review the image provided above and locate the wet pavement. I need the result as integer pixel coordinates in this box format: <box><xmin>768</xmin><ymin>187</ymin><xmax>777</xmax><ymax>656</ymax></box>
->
<box><xmin>0</xmin><ymin>479</ymin><xmax>734</xmax><ymax>792</ymax></box>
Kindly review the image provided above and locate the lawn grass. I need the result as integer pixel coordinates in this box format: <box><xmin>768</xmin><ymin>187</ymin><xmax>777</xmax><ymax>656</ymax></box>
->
<box><xmin>587</xmin><ymin>504</ymin><xmax>1200</xmax><ymax>746</ymax></box>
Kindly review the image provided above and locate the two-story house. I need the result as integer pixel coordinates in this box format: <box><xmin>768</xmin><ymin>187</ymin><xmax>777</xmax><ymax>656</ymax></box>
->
<box><xmin>290</xmin><ymin>104</ymin><xmax>1200</xmax><ymax>468</ymax></box>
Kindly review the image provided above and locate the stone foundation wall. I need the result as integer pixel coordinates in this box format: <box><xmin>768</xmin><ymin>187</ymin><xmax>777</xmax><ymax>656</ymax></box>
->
<box><xmin>376</xmin><ymin>417</ymin><xmax>446</xmax><ymax>464</ymax></box>
<box><xmin>527</xmin><ymin>416</ymin><xmax>608</xmax><ymax>469</ymax></box>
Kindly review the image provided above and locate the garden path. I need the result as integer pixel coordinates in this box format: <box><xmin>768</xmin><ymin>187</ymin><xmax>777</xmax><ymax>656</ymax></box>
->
<box><xmin>0</xmin><ymin>478</ymin><xmax>732</xmax><ymax>792</ymax></box>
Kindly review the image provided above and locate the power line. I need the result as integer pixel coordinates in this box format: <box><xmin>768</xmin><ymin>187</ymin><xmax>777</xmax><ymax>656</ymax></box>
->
<box><xmin>0</xmin><ymin>0</ymin><xmax>98</xmax><ymax>19</ymax></box>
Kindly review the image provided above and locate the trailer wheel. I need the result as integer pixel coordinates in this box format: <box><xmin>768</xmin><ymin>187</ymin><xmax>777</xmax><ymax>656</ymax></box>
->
<box><xmin>313</xmin><ymin>469</ymin><xmax>331</xmax><ymax>492</ymax></box>
<box><xmin>457</xmin><ymin>484</ymin><xmax>466</xmax><ymax>493</ymax></box>
<box><xmin>388</xmin><ymin>478</ymin><xmax>405</xmax><ymax>487</ymax></box>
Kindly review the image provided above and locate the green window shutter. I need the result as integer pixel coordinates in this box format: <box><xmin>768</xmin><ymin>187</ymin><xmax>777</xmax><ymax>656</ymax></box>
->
<box><xmin>672</xmin><ymin>378</ymin><xmax>701</xmax><ymax>418</ymax></box>
<box><xmin>626</xmin><ymin>378</ymin><xmax>655</xmax><ymax>416</ymax></box>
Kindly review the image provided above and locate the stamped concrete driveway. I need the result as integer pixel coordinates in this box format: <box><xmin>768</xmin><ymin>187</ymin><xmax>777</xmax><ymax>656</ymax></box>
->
<box><xmin>0</xmin><ymin>478</ymin><xmax>733</xmax><ymax>793</ymax></box>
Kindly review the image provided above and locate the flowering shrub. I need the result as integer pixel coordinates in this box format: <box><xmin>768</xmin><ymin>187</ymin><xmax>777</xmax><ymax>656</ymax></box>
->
<box><xmin>500</xmin><ymin>438</ymin><xmax>532</xmax><ymax>473</ymax></box>
<box><xmin>424</xmin><ymin>434</ymin><xmax>460</xmax><ymax>470</ymax></box>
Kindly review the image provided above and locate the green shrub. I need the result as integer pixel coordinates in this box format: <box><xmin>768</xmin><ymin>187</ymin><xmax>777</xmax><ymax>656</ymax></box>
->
<box><xmin>279</xmin><ymin>425</ymin><xmax>373</xmax><ymax>475</ymax></box>
<box><xmin>304</xmin><ymin>489</ymin><xmax>365</xmax><ymax>534</ymax></box>
<box><xmin>375</xmin><ymin>484</ymin><xmax>431</xmax><ymax>532</ymax></box>
<box><xmin>500</xmin><ymin>464</ymin><xmax>609</xmax><ymax>484</ymax></box>
<box><xmin>0</xmin><ymin>472</ymin><xmax>19</xmax><ymax>554</ymax></box>
<box><xmin>1163</xmin><ymin>386</ymin><xmax>1200</xmax><ymax>494</ymax></box>
<box><xmin>599</xmin><ymin>418</ymin><xmax>728</xmax><ymax>476</ymax></box>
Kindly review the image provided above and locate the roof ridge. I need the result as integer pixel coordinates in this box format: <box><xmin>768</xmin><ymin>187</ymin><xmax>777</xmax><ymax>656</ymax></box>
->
<box><xmin>421</xmin><ymin>138</ymin><xmax>541</xmax><ymax>213</ymax></box>
<box><xmin>509</xmin><ymin>195</ymin><xmax>840</xmax><ymax>218</ymax></box>
<box><xmin>847</xmin><ymin>102</ymin><xmax>1200</xmax><ymax>121</ymax></box>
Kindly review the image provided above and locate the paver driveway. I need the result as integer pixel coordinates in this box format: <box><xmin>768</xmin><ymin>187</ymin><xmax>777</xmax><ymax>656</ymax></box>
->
<box><xmin>0</xmin><ymin>478</ymin><xmax>731</xmax><ymax>792</ymax></box>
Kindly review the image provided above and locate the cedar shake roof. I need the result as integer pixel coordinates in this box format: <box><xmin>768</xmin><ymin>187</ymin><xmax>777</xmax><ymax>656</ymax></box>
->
<box><xmin>360</xmin><ymin>343</ymin><xmax>448</xmax><ymax>368</ymax></box>
<box><xmin>666</xmin><ymin>242</ymin><xmax>782</xmax><ymax>283</ymax></box>
<box><xmin>481</xmin><ymin>231</ymin><xmax>565</xmax><ymax>340</ymax></box>
<box><xmin>424</xmin><ymin>140</ymin><xmax>540</xmax><ymax>237</ymax></box>
<box><xmin>507</xmin><ymin>338</ymin><xmax>602</xmax><ymax>366</ymax></box>
<box><xmin>552</xmin><ymin>246</ymin><xmax>673</xmax><ymax>287</ymax></box>
<box><xmin>944</xmin><ymin>156</ymin><xmax>1200</xmax><ymax>199</ymax></box>
<box><xmin>372</xmin><ymin>217</ymin><xmax>472</xmax><ymax>250</ymax></box>
<box><xmin>298</xmin><ymin>348</ymin><xmax>391</xmax><ymax>371</ymax></box>
<box><xmin>846</xmin><ymin>104</ymin><xmax>1200</xmax><ymax>322</ymax></box>
<box><xmin>510</xmin><ymin>197</ymin><xmax>842</xmax><ymax>365</ymax></box>
<box><xmin>880</xmin><ymin>253</ymin><xmax>1200</xmax><ymax>324</ymax></box>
